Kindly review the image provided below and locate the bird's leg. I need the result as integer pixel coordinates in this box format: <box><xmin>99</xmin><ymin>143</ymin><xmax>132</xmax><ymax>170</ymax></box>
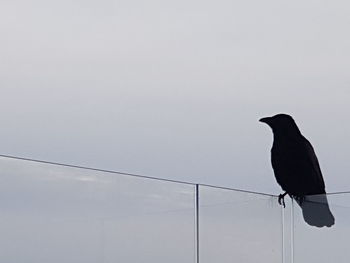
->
<box><xmin>278</xmin><ymin>192</ymin><xmax>287</xmax><ymax>208</ymax></box>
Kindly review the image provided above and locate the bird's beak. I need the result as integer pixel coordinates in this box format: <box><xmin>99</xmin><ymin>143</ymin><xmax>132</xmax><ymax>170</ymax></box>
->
<box><xmin>259</xmin><ymin>117</ymin><xmax>272</xmax><ymax>124</ymax></box>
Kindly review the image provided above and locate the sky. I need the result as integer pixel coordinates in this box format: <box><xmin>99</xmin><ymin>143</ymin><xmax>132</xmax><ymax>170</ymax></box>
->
<box><xmin>1</xmin><ymin>0</ymin><xmax>350</xmax><ymax>194</ymax></box>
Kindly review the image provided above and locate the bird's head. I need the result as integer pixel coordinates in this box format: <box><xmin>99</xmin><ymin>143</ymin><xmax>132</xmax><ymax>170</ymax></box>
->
<box><xmin>259</xmin><ymin>114</ymin><xmax>301</xmax><ymax>135</ymax></box>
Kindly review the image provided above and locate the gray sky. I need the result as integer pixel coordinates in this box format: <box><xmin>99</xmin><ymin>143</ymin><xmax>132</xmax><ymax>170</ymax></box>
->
<box><xmin>1</xmin><ymin>0</ymin><xmax>350</xmax><ymax>194</ymax></box>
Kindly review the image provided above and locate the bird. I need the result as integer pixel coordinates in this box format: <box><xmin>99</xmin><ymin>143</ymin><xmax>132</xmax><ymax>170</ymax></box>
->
<box><xmin>260</xmin><ymin>113</ymin><xmax>335</xmax><ymax>227</ymax></box>
<box><xmin>259</xmin><ymin>114</ymin><xmax>326</xmax><ymax>206</ymax></box>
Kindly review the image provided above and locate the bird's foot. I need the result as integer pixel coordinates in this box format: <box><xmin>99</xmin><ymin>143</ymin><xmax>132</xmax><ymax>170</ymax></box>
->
<box><xmin>278</xmin><ymin>192</ymin><xmax>287</xmax><ymax>208</ymax></box>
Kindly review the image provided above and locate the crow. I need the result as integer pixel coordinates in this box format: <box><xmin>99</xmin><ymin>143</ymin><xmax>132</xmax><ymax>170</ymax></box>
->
<box><xmin>259</xmin><ymin>114</ymin><xmax>326</xmax><ymax>206</ymax></box>
<box><xmin>260</xmin><ymin>114</ymin><xmax>335</xmax><ymax>227</ymax></box>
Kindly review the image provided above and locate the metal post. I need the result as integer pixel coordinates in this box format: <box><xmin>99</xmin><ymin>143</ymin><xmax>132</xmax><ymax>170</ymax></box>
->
<box><xmin>281</xmin><ymin>204</ymin><xmax>285</xmax><ymax>263</ymax></box>
<box><xmin>195</xmin><ymin>184</ymin><xmax>199</xmax><ymax>263</ymax></box>
<box><xmin>291</xmin><ymin>198</ymin><xmax>294</xmax><ymax>263</ymax></box>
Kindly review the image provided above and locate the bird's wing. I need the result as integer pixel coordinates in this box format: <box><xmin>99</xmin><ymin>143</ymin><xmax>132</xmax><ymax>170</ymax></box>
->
<box><xmin>271</xmin><ymin>137</ymin><xmax>326</xmax><ymax>195</ymax></box>
<box><xmin>302</xmin><ymin>137</ymin><xmax>326</xmax><ymax>193</ymax></box>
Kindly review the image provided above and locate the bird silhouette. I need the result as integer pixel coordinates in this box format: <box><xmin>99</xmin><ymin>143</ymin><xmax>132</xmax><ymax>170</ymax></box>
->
<box><xmin>260</xmin><ymin>113</ymin><xmax>334</xmax><ymax>227</ymax></box>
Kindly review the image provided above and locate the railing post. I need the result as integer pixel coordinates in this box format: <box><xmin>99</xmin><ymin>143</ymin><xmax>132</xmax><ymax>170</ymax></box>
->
<box><xmin>291</xmin><ymin>198</ymin><xmax>294</xmax><ymax>263</ymax></box>
<box><xmin>281</xmin><ymin>197</ymin><xmax>294</xmax><ymax>263</ymax></box>
<box><xmin>195</xmin><ymin>184</ymin><xmax>199</xmax><ymax>263</ymax></box>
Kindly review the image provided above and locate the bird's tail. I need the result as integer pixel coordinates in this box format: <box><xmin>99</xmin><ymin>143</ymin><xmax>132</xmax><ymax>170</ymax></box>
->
<box><xmin>296</xmin><ymin>194</ymin><xmax>335</xmax><ymax>228</ymax></box>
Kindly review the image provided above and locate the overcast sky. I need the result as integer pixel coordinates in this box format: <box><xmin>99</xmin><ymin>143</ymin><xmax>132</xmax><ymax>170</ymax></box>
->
<box><xmin>1</xmin><ymin>0</ymin><xmax>350</xmax><ymax>194</ymax></box>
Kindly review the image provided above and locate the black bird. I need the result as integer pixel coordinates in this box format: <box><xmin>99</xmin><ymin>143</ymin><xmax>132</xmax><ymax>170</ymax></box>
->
<box><xmin>260</xmin><ymin>114</ymin><xmax>334</xmax><ymax>227</ymax></box>
<box><xmin>259</xmin><ymin>114</ymin><xmax>325</xmax><ymax>203</ymax></box>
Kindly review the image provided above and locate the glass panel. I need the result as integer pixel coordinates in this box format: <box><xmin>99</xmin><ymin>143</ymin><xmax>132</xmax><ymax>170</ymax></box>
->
<box><xmin>293</xmin><ymin>193</ymin><xmax>350</xmax><ymax>263</ymax></box>
<box><xmin>0</xmin><ymin>156</ymin><xmax>195</xmax><ymax>263</ymax></box>
<box><xmin>199</xmin><ymin>186</ymin><xmax>283</xmax><ymax>263</ymax></box>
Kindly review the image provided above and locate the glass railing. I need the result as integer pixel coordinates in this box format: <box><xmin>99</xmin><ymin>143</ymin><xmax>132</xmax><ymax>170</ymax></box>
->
<box><xmin>199</xmin><ymin>186</ymin><xmax>282</xmax><ymax>263</ymax></box>
<box><xmin>0</xmin><ymin>155</ymin><xmax>346</xmax><ymax>262</ymax></box>
<box><xmin>0</xmin><ymin>156</ymin><xmax>196</xmax><ymax>263</ymax></box>
<box><xmin>292</xmin><ymin>193</ymin><xmax>348</xmax><ymax>263</ymax></box>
